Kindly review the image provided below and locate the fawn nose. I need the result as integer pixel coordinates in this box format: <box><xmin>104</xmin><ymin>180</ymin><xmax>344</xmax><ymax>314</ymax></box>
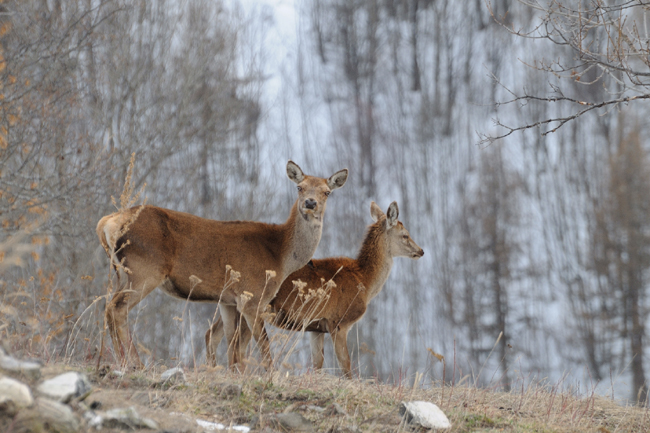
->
<box><xmin>305</xmin><ymin>199</ymin><xmax>317</xmax><ymax>210</ymax></box>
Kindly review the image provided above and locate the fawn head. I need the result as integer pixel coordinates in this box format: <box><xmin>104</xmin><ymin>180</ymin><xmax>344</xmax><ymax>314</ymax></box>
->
<box><xmin>371</xmin><ymin>201</ymin><xmax>424</xmax><ymax>259</ymax></box>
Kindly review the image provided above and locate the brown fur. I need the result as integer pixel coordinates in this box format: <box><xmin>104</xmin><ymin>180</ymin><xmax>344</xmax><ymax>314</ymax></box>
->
<box><xmin>97</xmin><ymin>161</ymin><xmax>348</xmax><ymax>369</ymax></box>
<box><xmin>205</xmin><ymin>201</ymin><xmax>424</xmax><ymax>378</ymax></box>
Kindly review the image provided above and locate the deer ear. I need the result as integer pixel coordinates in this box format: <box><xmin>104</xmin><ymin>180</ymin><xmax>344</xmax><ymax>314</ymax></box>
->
<box><xmin>386</xmin><ymin>202</ymin><xmax>399</xmax><ymax>228</ymax></box>
<box><xmin>287</xmin><ymin>161</ymin><xmax>305</xmax><ymax>184</ymax></box>
<box><xmin>327</xmin><ymin>168</ymin><xmax>348</xmax><ymax>190</ymax></box>
<box><xmin>370</xmin><ymin>201</ymin><xmax>384</xmax><ymax>222</ymax></box>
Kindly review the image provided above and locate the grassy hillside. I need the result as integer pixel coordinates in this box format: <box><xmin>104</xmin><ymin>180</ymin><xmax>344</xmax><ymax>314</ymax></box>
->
<box><xmin>24</xmin><ymin>362</ymin><xmax>648</xmax><ymax>432</ymax></box>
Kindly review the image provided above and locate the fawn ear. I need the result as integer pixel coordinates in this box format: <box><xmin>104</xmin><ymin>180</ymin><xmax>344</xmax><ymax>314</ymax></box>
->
<box><xmin>370</xmin><ymin>201</ymin><xmax>384</xmax><ymax>222</ymax></box>
<box><xmin>386</xmin><ymin>202</ymin><xmax>399</xmax><ymax>229</ymax></box>
<box><xmin>327</xmin><ymin>168</ymin><xmax>348</xmax><ymax>190</ymax></box>
<box><xmin>287</xmin><ymin>161</ymin><xmax>305</xmax><ymax>184</ymax></box>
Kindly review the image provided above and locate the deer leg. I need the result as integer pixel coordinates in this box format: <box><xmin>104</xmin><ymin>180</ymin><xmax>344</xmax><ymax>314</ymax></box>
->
<box><xmin>219</xmin><ymin>310</ymin><xmax>252</xmax><ymax>368</ymax></box>
<box><xmin>241</xmin><ymin>309</ymin><xmax>273</xmax><ymax>370</ymax></box>
<box><xmin>219</xmin><ymin>304</ymin><xmax>243</xmax><ymax>369</ymax></box>
<box><xmin>204</xmin><ymin>311</ymin><xmax>251</xmax><ymax>368</ymax></box>
<box><xmin>105</xmin><ymin>273</ymin><xmax>161</xmax><ymax>370</ymax></box>
<box><xmin>205</xmin><ymin>315</ymin><xmax>225</xmax><ymax>367</ymax></box>
<box><xmin>104</xmin><ymin>291</ymin><xmax>142</xmax><ymax>369</ymax></box>
<box><xmin>239</xmin><ymin>284</ymin><xmax>278</xmax><ymax>370</ymax></box>
<box><xmin>331</xmin><ymin>326</ymin><xmax>352</xmax><ymax>379</ymax></box>
<box><xmin>105</xmin><ymin>295</ymin><xmax>134</xmax><ymax>367</ymax></box>
<box><xmin>105</xmin><ymin>291</ymin><xmax>144</xmax><ymax>369</ymax></box>
<box><xmin>309</xmin><ymin>332</ymin><xmax>325</xmax><ymax>370</ymax></box>
<box><xmin>237</xmin><ymin>315</ymin><xmax>253</xmax><ymax>364</ymax></box>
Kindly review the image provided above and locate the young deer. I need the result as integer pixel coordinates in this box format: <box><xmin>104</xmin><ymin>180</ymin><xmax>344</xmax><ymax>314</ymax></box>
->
<box><xmin>206</xmin><ymin>201</ymin><xmax>424</xmax><ymax>378</ymax></box>
<box><xmin>97</xmin><ymin>161</ymin><xmax>348</xmax><ymax>369</ymax></box>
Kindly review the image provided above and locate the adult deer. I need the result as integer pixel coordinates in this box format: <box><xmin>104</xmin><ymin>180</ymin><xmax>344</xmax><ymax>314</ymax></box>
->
<box><xmin>97</xmin><ymin>161</ymin><xmax>348</xmax><ymax>369</ymax></box>
<box><xmin>206</xmin><ymin>201</ymin><xmax>424</xmax><ymax>378</ymax></box>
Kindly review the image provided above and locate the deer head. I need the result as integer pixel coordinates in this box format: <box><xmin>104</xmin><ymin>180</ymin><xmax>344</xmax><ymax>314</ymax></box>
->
<box><xmin>371</xmin><ymin>201</ymin><xmax>424</xmax><ymax>259</ymax></box>
<box><xmin>287</xmin><ymin>160</ymin><xmax>348</xmax><ymax>223</ymax></box>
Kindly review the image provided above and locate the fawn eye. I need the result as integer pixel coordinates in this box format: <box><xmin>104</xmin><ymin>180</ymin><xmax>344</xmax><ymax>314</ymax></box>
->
<box><xmin>403</xmin><ymin>235</ymin><xmax>409</xmax><ymax>239</ymax></box>
<box><xmin>297</xmin><ymin>186</ymin><xmax>303</xmax><ymax>192</ymax></box>
<box><xmin>324</xmin><ymin>191</ymin><xmax>330</xmax><ymax>197</ymax></box>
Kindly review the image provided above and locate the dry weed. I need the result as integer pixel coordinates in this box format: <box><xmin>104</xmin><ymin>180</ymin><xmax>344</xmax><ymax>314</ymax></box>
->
<box><xmin>96</xmin><ymin>153</ymin><xmax>147</xmax><ymax>368</ymax></box>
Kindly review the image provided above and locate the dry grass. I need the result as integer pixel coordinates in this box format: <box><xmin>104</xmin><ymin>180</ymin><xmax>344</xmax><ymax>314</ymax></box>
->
<box><xmin>0</xmin><ymin>153</ymin><xmax>147</xmax><ymax>368</ymax></box>
<box><xmin>33</xmin><ymin>360</ymin><xmax>650</xmax><ymax>433</ymax></box>
<box><xmin>0</xmin><ymin>233</ymin><xmax>105</xmax><ymax>366</ymax></box>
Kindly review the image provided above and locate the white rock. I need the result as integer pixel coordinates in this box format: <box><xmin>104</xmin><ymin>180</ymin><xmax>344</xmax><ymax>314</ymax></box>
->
<box><xmin>196</xmin><ymin>418</ymin><xmax>250</xmax><ymax>432</ymax></box>
<box><xmin>37</xmin><ymin>372</ymin><xmax>92</xmax><ymax>403</ymax></box>
<box><xmin>89</xmin><ymin>406</ymin><xmax>158</xmax><ymax>430</ymax></box>
<box><xmin>0</xmin><ymin>351</ymin><xmax>41</xmax><ymax>381</ymax></box>
<box><xmin>84</xmin><ymin>410</ymin><xmax>104</xmax><ymax>428</ymax></box>
<box><xmin>36</xmin><ymin>397</ymin><xmax>80</xmax><ymax>433</ymax></box>
<box><xmin>399</xmin><ymin>401</ymin><xmax>451</xmax><ymax>429</ymax></box>
<box><xmin>0</xmin><ymin>376</ymin><xmax>34</xmax><ymax>412</ymax></box>
<box><xmin>160</xmin><ymin>367</ymin><xmax>186</xmax><ymax>384</ymax></box>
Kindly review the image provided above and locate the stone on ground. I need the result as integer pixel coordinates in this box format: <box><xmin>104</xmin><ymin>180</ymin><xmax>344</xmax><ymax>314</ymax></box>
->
<box><xmin>399</xmin><ymin>401</ymin><xmax>451</xmax><ymax>429</ymax></box>
<box><xmin>160</xmin><ymin>367</ymin><xmax>187</xmax><ymax>386</ymax></box>
<box><xmin>37</xmin><ymin>371</ymin><xmax>92</xmax><ymax>403</ymax></box>
<box><xmin>87</xmin><ymin>406</ymin><xmax>159</xmax><ymax>430</ymax></box>
<box><xmin>0</xmin><ymin>347</ymin><xmax>41</xmax><ymax>382</ymax></box>
<box><xmin>0</xmin><ymin>375</ymin><xmax>34</xmax><ymax>414</ymax></box>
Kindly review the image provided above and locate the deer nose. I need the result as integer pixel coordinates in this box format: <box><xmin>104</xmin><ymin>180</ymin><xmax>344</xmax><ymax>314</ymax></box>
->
<box><xmin>305</xmin><ymin>199</ymin><xmax>317</xmax><ymax>210</ymax></box>
<box><xmin>417</xmin><ymin>249</ymin><xmax>424</xmax><ymax>257</ymax></box>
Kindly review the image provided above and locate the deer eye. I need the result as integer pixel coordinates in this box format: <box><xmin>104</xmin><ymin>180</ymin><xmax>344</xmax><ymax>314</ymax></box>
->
<box><xmin>297</xmin><ymin>186</ymin><xmax>303</xmax><ymax>192</ymax></box>
<box><xmin>324</xmin><ymin>191</ymin><xmax>330</xmax><ymax>197</ymax></box>
<box><xmin>403</xmin><ymin>235</ymin><xmax>409</xmax><ymax>239</ymax></box>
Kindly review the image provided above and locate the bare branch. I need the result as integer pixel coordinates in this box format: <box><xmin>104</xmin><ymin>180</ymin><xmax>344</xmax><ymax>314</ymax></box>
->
<box><xmin>479</xmin><ymin>93</ymin><xmax>650</xmax><ymax>145</ymax></box>
<box><xmin>482</xmin><ymin>0</ymin><xmax>650</xmax><ymax>143</ymax></box>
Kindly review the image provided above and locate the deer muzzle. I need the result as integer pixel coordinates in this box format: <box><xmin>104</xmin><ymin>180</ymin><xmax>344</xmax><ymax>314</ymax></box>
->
<box><xmin>304</xmin><ymin>198</ymin><xmax>317</xmax><ymax>210</ymax></box>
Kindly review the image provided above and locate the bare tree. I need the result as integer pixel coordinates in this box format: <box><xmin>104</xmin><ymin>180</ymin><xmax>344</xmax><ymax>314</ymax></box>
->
<box><xmin>0</xmin><ymin>0</ymin><xmax>263</xmax><ymax>365</ymax></box>
<box><xmin>481</xmin><ymin>0</ymin><xmax>650</xmax><ymax>144</ymax></box>
<box><xmin>591</xmin><ymin>117</ymin><xmax>650</xmax><ymax>404</ymax></box>
<box><xmin>456</xmin><ymin>145</ymin><xmax>523</xmax><ymax>390</ymax></box>
<box><xmin>0</xmin><ymin>0</ymin><xmax>130</xmax><ymax>360</ymax></box>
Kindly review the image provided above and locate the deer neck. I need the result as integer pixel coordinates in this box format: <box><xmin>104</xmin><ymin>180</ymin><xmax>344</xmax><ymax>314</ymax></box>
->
<box><xmin>356</xmin><ymin>223</ymin><xmax>394</xmax><ymax>302</ymax></box>
<box><xmin>281</xmin><ymin>200</ymin><xmax>323</xmax><ymax>277</ymax></box>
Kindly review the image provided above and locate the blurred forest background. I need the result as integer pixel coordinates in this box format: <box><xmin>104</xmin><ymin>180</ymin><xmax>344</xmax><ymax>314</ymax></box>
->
<box><xmin>2</xmin><ymin>0</ymin><xmax>650</xmax><ymax>404</ymax></box>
